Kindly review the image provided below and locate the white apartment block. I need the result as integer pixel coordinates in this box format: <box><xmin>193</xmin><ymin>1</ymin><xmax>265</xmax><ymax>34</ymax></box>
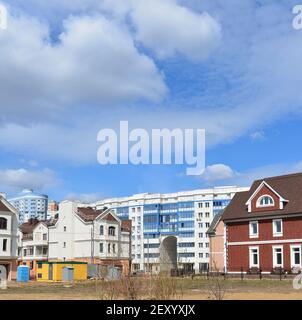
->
<box><xmin>0</xmin><ymin>195</ymin><xmax>18</xmax><ymax>280</ymax></box>
<box><xmin>48</xmin><ymin>201</ymin><xmax>131</xmax><ymax>274</ymax></box>
<box><xmin>93</xmin><ymin>186</ymin><xmax>249</xmax><ymax>274</ymax></box>
<box><xmin>18</xmin><ymin>219</ymin><xmax>55</xmax><ymax>277</ymax></box>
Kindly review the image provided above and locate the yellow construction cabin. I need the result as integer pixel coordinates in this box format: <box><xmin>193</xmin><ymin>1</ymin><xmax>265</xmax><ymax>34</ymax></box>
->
<box><xmin>36</xmin><ymin>261</ymin><xmax>88</xmax><ymax>282</ymax></box>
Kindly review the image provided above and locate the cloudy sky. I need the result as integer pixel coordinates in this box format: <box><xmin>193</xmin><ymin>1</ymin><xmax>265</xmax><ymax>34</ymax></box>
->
<box><xmin>1</xmin><ymin>0</ymin><xmax>302</xmax><ymax>201</ymax></box>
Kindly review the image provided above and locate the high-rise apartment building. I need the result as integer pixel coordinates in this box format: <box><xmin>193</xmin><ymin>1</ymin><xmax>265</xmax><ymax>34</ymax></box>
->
<box><xmin>93</xmin><ymin>186</ymin><xmax>249</xmax><ymax>274</ymax></box>
<box><xmin>8</xmin><ymin>189</ymin><xmax>48</xmax><ymax>224</ymax></box>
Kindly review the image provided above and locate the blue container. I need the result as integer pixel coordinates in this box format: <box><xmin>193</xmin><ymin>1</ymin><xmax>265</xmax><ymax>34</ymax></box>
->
<box><xmin>17</xmin><ymin>265</ymin><xmax>30</xmax><ymax>282</ymax></box>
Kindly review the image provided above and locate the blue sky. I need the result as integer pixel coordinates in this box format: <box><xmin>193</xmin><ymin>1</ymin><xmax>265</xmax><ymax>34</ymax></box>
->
<box><xmin>1</xmin><ymin>0</ymin><xmax>302</xmax><ymax>202</ymax></box>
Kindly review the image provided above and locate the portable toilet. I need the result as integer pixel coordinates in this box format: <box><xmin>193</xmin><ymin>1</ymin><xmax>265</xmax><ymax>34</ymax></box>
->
<box><xmin>62</xmin><ymin>266</ymin><xmax>74</xmax><ymax>281</ymax></box>
<box><xmin>17</xmin><ymin>265</ymin><xmax>30</xmax><ymax>282</ymax></box>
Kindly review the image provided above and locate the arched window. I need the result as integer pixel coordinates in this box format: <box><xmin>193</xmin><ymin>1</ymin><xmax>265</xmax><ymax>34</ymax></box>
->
<box><xmin>257</xmin><ymin>195</ymin><xmax>274</xmax><ymax>207</ymax></box>
<box><xmin>108</xmin><ymin>226</ymin><xmax>116</xmax><ymax>236</ymax></box>
<box><xmin>0</xmin><ymin>217</ymin><xmax>7</xmax><ymax>230</ymax></box>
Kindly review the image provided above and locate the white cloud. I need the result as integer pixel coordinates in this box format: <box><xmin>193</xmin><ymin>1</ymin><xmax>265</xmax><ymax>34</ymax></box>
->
<box><xmin>0</xmin><ymin>11</ymin><xmax>166</xmax><ymax>123</ymax></box>
<box><xmin>0</xmin><ymin>168</ymin><xmax>60</xmax><ymax>192</ymax></box>
<box><xmin>130</xmin><ymin>0</ymin><xmax>221</xmax><ymax>61</ymax></box>
<box><xmin>201</xmin><ymin>164</ymin><xmax>235</xmax><ymax>183</ymax></box>
<box><xmin>199</xmin><ymin>161</ymin><xmax>302</xmax><ymax>187</ymax></box>
<box><xmin>250</xmin><ymin>131</ymin><xmax>265</xmax><ymax>141</ymax></box>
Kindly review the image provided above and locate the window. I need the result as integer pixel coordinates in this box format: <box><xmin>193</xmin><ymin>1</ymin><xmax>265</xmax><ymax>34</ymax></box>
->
<box><xmin>198</xmin><ymin>223</ymin><xmax>203</xmax><ymax>228</ymax></box>
<box><xmin>249</xmin><ymin>247</ymin><xmax>259</xmax><ymax>268</ymax></box>
<box><xmin>199</xmin><ymin>253</ymin><xmax>203</xmax><ymax>258</ymax></box>
<box><xmin>43</xmin><ymin>233</ymin><xmax>47</xmax><ymax>241</ymax></box>
<box><xmin>273</xmin><ymin>246</ymin><xmax>283</xmax><ymax>267</ymax></box>
<box><xmin>249</xmin><ymin>221</ymin><xmax>259</xmax><ymax>238</ymax></box>
<box><xmin>257</xmin><ymin>195</ymin><xmax>274</xmax><ymax>207</ymax></box>
<box><xmin>99</xmin><ymin>243</ymin><xmax>103</xmax><ymax>253</ymax></box>
<box><xmin>37</xmin><ymin>263</ymin><xmax>42</xmax><ymax>269</ymax></box>
<box><xmin>108</xmin><ymin>226</ymin><xmax>116</xmax><ymax>236</ymax></box>
<box><xmin>198</xmin><ymin>203</ymin><xmax>203</xmax><ymax>208</ymax></box>
<box><xmin>199</xmin><ymin>243</ymin><xmax>203</xmax><ymax>248</ymax></box>
<box><xmin>108</xmin><ymin>243</ymin><xmax>111</xmax><ymax>253</ymax></box>
<box><xmin>198</xmin><ymin>212</ymin><xmax>203</xmax><ymax>219</ymax></box>
<box><xmin>113</xmin><ymin>244</ymin><xmax>116</xmax><ymax>253</ymax></box>
<box><xmin>63</xmin><ymin>242</ymin><xmax>66</xmax><ymax>248</ymax></box>
<box><xmin>100</xmin><ymin>225</ymin><xmax>104</xmax><ymax>235</ymax></box>
<box><xmin>273</xmin><ymin>219</ymin><xmax>283</xmax><ymax>236</ymax></box>
<box><xmin>37</xmin><ymin>273</ymin><xmax>42</xmax><ymax>279</ymax></box>
<box><xmin>63</xmin><ymin>226</ymin><xmax>66</xmax><ymax>232</ymax></box>
<box><xmin>198</xmin><ymin>233</ymin><xmax>203</xmax><ymax>238</ymax></box>
<box><xmin>205</xmin><ymin>202</ymin><xmax>210</xmax><ymax>208</ymax></box>
<box><xmin>205</xmin><ymin>223</ymin><xmax>210</xmax><ymax>228</ymax></box>
<box><xmin>205</xmin><ymin>212</ymin><xmax>210</xmax><ymax>218</ymax></box>
<box><xmin>0</xmin><ymin>217</ymin><xmax>7</xmax><ymax>230</ymax></box>
<box><xmin>2</xmin><ymin>239</ymin><xmax>7</xmax><ymax>252</ymax></box>
<box><xmin>291</xmin><ymin>246</ymin><xmax>301</xmax><ymax>268</ymax></box>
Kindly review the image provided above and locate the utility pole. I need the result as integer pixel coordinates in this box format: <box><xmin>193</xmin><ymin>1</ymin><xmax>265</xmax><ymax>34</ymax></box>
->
<box><xmin>91</xmin><ymin>222</ymin><xmax>94</xmax><ymax>265</ymax></box>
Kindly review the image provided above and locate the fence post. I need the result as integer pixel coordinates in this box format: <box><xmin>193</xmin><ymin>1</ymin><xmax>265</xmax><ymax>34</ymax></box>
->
<box><xmin>241</xmin><ymin>267</ymin><xmax>244</xmax><ymax>281</ymax></box>
<box><xmin>259</xmin><ymin>267</ymin><xmax>262</xmax><ymax>280</ymax></box>
<box><xmin>206</xmin><ymin>265</ymin><xmax>209</xmax><ymax>280</ymax></box>
<box><xmin>279</xmin><ymin>267</ymin><xmax>282</xmax><ymax>281</ymax></box>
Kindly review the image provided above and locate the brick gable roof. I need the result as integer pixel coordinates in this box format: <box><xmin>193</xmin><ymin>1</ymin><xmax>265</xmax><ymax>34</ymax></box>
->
<box><xmin>222</xmin><ymin>173</ymin><xmax>302</xmax><ymax>221</ymax></box>
<box><xmin>0</xmin><ymin>199</ymin><xmax>12</xmax><ymax>212</ymax></box>
<box><xmin>76</xmin><ymin>207</ymin><xmax>107</xmax><ymax>222</ymax></box>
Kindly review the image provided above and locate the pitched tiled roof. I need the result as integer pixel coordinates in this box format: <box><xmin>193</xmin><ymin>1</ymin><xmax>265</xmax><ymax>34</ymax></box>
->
<box><xmin>76</xmin><ymin>207</ymin><xmax>106</xmax><ymax>222</ymax></box>
<box><xmin>121</xmin><ymin>220</ymin><xmax>132</xmax><ymax>232</ymax></box>
<box><xmin>20</xmin><ymin>218</ymin><xmax>57</xmax><ymax>234</ymax></box>
<box><xmin>207</xmin><ymin>211</ymin><xmax>223</xmax><ymax>235</ymax></box>
<box><xmin>222</xmin><ymin>173</ymin><xmax>302</xmax><ymax>221</ymax></box>
<box><xmin>0</xmin><ymin>198</ymin><xmax>12</xmax><ymax>212</ymax></box>
<box><xmin>19</xmin><ymin>218</ymin><xmax>41</xmax><ymax>234</ymax></box>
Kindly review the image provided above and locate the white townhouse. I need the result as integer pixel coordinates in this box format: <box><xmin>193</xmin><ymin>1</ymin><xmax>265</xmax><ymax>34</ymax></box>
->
<box><xmin>0</xmin><ymin>195</ymin><xmax>18</xmax><ymax>280</ymax></box>
<box><xmin>48</xmin><ymin>201</ymin><xmax>131</xmax><ymax>275</ymax></box>
<box><xmin>18</xmin><ymin>218</ymin><xmax>56</xmax><ymax>278</ymax></box>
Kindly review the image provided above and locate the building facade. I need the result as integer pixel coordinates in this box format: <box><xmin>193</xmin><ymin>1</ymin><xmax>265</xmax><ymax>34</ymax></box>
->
<box><xmin>48</xmin><ymin>201</ymin><xmax>131</xmax><ymax>275</ymax></box>
<box><xmin>222</xmin><ymin>173</ymin><xmax>302</xmax><ymax>274</ymax></box>
<box><xmin>93</xmin><ymin>186</ymin><xmax>248</xmax><ymax>274</ymax></box>
<box><xmin>9</xmin><ymin>189</ymin><xmax>48</xmax><ymax>224</ymax></box>
<box><xmin>18</xmin><ymin>218</ymin><xmax>56</xmax><ymax>279</ymax></box>
<box><xmin>0</xmin><ymin>195</ymin><xmax>18</xmax><ymax>280</ymax></box>
<box><xmin>207</xmin><ymin>213</ymin><xmax>225</xmax><ymax>272</ymax></box>
<box><xmin>47</xmin><ymin>200</ymin><xmax>59</xmax><ymax>220</ymax></box>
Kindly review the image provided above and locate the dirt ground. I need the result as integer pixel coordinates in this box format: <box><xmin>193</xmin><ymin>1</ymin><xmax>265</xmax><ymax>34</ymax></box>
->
<box><xmin>1</xmin><ymin>277</ymin><xmax>302</xmax><ymax>300</ymax></box>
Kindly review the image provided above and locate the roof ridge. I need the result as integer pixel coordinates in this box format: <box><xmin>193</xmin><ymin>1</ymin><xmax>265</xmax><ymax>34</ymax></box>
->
<box><xmin>255</xmin><ymin>172</ymin><xmax>302</xmax><ymax>182</ymax></box>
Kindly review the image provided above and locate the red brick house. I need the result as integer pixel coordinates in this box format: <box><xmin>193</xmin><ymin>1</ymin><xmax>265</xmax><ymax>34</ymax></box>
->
<box><xmin>222</xmin><ymin>173</ymin><xmax>302</xmax><ymax>274</ymax></box>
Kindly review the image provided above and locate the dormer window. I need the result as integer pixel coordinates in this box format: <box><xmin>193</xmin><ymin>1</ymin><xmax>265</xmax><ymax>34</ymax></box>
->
<box><xmin>257</xmin><ymin>195</ymin><xmax>274</xmax><ymax>208</ymax></box>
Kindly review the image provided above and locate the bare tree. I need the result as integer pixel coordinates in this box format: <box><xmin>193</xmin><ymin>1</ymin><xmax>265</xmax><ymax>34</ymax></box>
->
<box><xmin>207</xmin><ymin>261</ymin><xmax>226</xmax><ymax>300</ymax></box>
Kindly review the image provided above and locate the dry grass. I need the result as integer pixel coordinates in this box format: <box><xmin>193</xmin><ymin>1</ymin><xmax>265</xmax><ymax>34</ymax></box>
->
<box><xmin>0</xmin><ymin>277</ymin><xmax>301</xmax><ymax>300</ymax></box>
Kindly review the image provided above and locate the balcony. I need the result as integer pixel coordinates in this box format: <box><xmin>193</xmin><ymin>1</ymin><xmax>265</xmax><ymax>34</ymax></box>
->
<box><xmin>22</xmin><ymin>234</ymin><xmax>33</xmax><ymax>241</ymax></box>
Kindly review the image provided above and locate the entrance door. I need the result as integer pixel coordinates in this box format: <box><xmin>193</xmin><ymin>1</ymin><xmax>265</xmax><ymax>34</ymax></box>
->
<box><xmin>48</xmin><ymin>264</ymin><xmax>53</xmax><ymax>280</ymax></box>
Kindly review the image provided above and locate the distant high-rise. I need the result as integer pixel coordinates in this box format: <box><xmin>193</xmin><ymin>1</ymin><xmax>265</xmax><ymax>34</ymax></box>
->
<box><xmin>8</xmin><ymin>189</ymin><xmax>48</xmax><ymax>224</ymax></box>
<box><xmin>47</xmin><ymin>200</ymin><xmax>59</xmax><ymax>219</ymax></box>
